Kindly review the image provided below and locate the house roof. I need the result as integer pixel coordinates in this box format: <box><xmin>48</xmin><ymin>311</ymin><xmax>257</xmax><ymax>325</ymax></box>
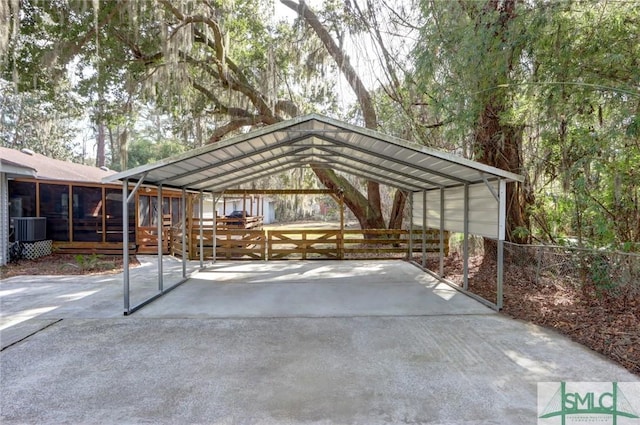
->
<box><xmin>104</xmin><ymin>114</ymin><xmax>523</xmax><ymax>193</ymax></box>
<box><xmin>0</xmin><ymin>147</ymin><xmax>116</xmax><ymax>183</ymax></box>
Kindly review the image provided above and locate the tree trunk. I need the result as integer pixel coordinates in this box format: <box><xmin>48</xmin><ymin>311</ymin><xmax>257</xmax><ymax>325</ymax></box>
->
<box><xmin>474</xmin><ymin>101</ymin><xmax>531</xmax><ymax>243</ymax></box>
<box><xmin>96</xmin><ymin>122</ymin><xmax>105</xmax><ymax>167</ymax></box>
<box><xmin>387</xmin><ymin>190</ymin><xmax>407</xmax><ymax>229</ymax></box>
<box><xmin>281</xmin><ymin>0</ymin><xmax>406</xmax><ymax>231</ymax></box>
<box><xmin>119</xmin><ymin>127</ymin><xmax>128</xmax><ymax>171</ymax></box>
<box><xmin>311</xmin><ymin>166</ymin><xmax>386</xmax><ymax>231</ymax></box>
<box><xmin>471</xmin><ymin>0</ymin><xmax>533</xmax><ymax>244</ymax></box>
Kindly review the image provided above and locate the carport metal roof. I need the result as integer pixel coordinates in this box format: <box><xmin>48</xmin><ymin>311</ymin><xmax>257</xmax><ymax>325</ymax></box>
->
<box><xmin>103</xmin><ymin>114</ymin><xmax>523</xmax><ymax>191</ymax></box>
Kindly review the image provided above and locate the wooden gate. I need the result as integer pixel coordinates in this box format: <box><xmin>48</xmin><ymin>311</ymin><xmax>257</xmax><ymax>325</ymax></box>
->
<box><xmin>267</xmin><ymin>230</ymin><xmax>342</xmax><ymax>260</ymax></box>
<box><xmin>170</xmin><ymin>227</ymin><xmax>266</xmax><ymax>260</ymax></box>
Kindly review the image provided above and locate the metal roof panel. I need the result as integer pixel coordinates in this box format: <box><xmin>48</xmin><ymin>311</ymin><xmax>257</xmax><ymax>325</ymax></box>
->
<box><xmin>103</xmin><ymin>114</ymin><xmax>524</xmax><ymax>191</ymax></box>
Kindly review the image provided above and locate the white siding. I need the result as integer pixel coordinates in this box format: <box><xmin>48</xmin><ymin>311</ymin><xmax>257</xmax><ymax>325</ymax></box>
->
<box><xmin>1</xmin><ymin>173</ymin><xmax>8</xmax><ymax>266</ymax></box>
<box><xmin>412</xmin><ymin>181</ymin><xmax>499</xmax><ymax>238</ymax></box>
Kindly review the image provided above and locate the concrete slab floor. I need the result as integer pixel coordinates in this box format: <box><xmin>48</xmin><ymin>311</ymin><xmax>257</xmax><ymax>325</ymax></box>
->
<box><xmin>136</xmin><ymin>260</ymin><xmax>493</xmax><ymax>318</ymax></box>
<box><xmin>1</xmin><ymin>260</ymin><xmax>638</xmax><ymax>424</ymax></box>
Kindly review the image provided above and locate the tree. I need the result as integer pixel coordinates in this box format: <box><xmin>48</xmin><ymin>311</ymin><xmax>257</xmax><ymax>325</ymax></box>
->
<box><xmin>413</xmin><ymin>0</ymin><xmax>640</xmax><ymax>248</ymax></box>
<box><xmin>3</xmin><ymin>0</ymin><xmax>413</xmax><ymax>231</ymax></box>
<box><xmin>0</xmin><ymin>81</ymin><xmax>81</xmax><ymax>159</ymax></box>
<box><xmin>414</xmin><ymin>0</ymin><xmax>533</xmax><ymax>243</ymax></box>
<box><xmin>523</xmin><ymin>1</ymin><xmax>640</xmax><ymax>248</ymax></box>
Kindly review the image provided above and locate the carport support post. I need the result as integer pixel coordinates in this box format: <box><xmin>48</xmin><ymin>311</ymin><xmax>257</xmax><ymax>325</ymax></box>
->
<box><xmin>407</xmin><ymin>191</ymin><xmax>413</xmax><ymax>260</ymax></box>
<box><xmin>157</xmin><ymin>184</ymin><xmax>163</xmax><ymax>291</ymax></box>
<box><xmin>497</xmin><ymin>180</ymin><xmax>507</xmax><ymax>310</ymax></box>
<box><xmin>439</xmin><ymin>188</ymin><xmax>445</xmax><ymax>277</ymax></box>
<box><xmin>199</xmin><ymin>190</ymin><xmax>204</xmax><ymax>269</ymax></box>
<box><xmin>463</xmin><ymin>183</ymin><xmax>469</xmax><ymax>290</ymax></box>
<box><xmin>122</xmin><ymin>178</ymin><xmax>130</xmax><ymax>313</ymax></box>
<box><xmin>213</xmin><ymin>193</ymin><xmax>220</xmax><ymax>264</ymax></box>
<box><xmin>181</xmin><ymin>188</ymin><xmax>187</xmax><ymax>278</ymax></box>
<box><xmin>422</xmin><ymin>190</ymin><xmax>427</xmax><ymax>268</ymax></box>
<box><xmin>339</xmin><ymin>192</ymin><xmax>344</xmax><ymax>259</ymax></box>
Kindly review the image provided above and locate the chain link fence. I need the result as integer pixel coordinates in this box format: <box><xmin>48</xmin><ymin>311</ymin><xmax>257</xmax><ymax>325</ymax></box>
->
<box><xmin>503</xmin><ymin>242</ymin><xmax>640</xmax><ymax>297</ymax></box>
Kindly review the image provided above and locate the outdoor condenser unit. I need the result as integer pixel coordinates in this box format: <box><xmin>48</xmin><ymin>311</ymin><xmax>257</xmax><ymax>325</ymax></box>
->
<box><xmin>13</xmin><ymin>217</ymin><xmax>47</xmax><ymax>242</ymax></box>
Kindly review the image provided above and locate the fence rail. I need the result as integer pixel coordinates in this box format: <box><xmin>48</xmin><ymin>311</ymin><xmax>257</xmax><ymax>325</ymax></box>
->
<box><xmin>268</xmin><ymin>229</ymin><xmax>342</xmax><ymax>260</ymax></box>
<box><xmin>136</xmin><ymin>227</ymin><xmax>170</xmax><ymax>254</ymax></box>
<box><xmin>170</xmin><ymin>227</ymin><xmax>266</xmax><ymax>260</ymax></box>
<box><xmin>169</xmin><ymin>226</ymin><xmax>449</xmax><ymax>261</ymax></box>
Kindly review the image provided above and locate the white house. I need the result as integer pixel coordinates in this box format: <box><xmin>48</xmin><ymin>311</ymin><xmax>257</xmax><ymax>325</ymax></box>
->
<box><xmin>200</xmin><ymin>195</ymin><xmax>276</xmax><ymax>224</ymax></box>
<box><xmin>0</xmin><ymin>155</ymin><xmax>37</xmax><ymax>266</ymax></box>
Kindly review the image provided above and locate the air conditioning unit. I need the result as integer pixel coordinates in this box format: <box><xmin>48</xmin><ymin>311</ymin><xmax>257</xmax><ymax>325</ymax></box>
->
<box><xmin>14</xmin><ymin>217</ymin><xmax>47</xmax><ymax>242</ymax></box>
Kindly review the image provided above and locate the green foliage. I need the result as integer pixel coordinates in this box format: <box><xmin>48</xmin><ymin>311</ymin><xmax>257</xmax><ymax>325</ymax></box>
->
<box><xmin>413</xmin><ymin>0</ymin><xmax>640</xmax><ymax>249</ymax></box>
<box><xmin>3</xmin><ymin>0</ymin><xmax>639</xmax><ymax>245</ymax></box>
<box><xmin>127</xmin><ymin>138</ymin><xmax>187</xmax><ymax>169</ymax></box>
<box><xmin>0</xmin><ymin>81</ymin><xmax>81</xmax><ymax>158</ymax></box>
<box><xmin>73</xmin><ymin>253</ymin><xmax>104</xmax><ymax>271</ymax></box>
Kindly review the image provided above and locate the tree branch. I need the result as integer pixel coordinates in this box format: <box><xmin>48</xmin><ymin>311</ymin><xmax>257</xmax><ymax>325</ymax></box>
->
<box><xmin>207</xmin><ymin>116</ymin><xmax>272</xmax><ymax>144</ymax></box>
<box><xmin>191</xmin><ymin>81</ymin><xmax>254</xmax><ymax>118</ymax></box>
<box><xmin>280</xmin><ymin>0</ymin><xmax>377</xmax><ymax>129</ymax></box>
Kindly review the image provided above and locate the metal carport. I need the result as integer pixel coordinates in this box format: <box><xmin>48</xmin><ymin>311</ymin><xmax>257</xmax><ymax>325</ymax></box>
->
<box><xmin>103</xmin><ymin>114</ymin><xmax>524</xmax><ymax>315</ymax></box>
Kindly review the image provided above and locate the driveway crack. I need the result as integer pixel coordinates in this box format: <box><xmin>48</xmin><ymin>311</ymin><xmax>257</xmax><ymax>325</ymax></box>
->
<box><xmin>1</xmin><ymin>319</ymin><xmax>63</xmax><ymax>351</ymax></box>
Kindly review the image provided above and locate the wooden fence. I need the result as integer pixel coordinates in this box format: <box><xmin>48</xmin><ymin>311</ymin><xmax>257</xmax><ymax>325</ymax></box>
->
<box><xmin>170</xmin><ymin>227</ymin><xmax>266</xmax><ymax>260</ymax></box>
<box><xmin>216</xmin><ymin>216</ymin><xmax>263</xmax><ymax>229</ymax></box>
<box><xmin>342</xmin><ymin>229</ymin><xmax>448</xmax><ymax>259</ymax></box>
<box><xmin>170</xmin><ymin>226</ymin><xmax>448</xmax><ymax>261</ymax></box>
<box><xmin>268</xmin><ymin>230</ymin><xmax>342</xmax><ymax>260</ymax></box>
<box><xmin>136</xmin><ymin>226</ymin><xmax>170</xmax><ymax>254</ymax></box>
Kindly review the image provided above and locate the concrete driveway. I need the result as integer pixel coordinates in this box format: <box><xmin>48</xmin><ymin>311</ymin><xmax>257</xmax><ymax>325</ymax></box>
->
<box><xmin>1</xmin><ymin>259</ymin><xmax>637</xmax><ymax>424</ymax></box>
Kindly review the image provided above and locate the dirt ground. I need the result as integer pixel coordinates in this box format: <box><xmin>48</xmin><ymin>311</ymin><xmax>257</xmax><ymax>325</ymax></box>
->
<box><xmin>2</xmin><ymin>250</ymin><xmax>637</xmax><ymax>377</ymax></box>
<box><xmin>425</xmin><ymin>253</ymin><xmax>639</xmax><ymax>377</ymax></box>
<box><xmin>0</xmin><ymin>254</ymin><xmax>139</xmax><ymax>279</ymax></box>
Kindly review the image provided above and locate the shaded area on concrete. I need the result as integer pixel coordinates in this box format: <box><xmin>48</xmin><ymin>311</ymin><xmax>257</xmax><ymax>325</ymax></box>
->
<box><xmin>137</xmin><ymin>261</ymin><xmax>492</xmax><ymax>318</ymax></box>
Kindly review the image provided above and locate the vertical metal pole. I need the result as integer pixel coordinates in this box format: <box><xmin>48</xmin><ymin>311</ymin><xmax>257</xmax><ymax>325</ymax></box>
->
<box><xmin>439</xmin><ymin>188</ymin><xmax>445</xmax><ymax>277</ymax></box>
<box><xmin>407</xmin><ymin>192</ymin><xmax>413</xmax><ymax>260</ymax></box>
<box><xmin>339</xmin><ymin>193</ymin><xmax>344</xmax><ymax>260</ymax></box>
<box><xmin>122</xmin><ymin>179</ymin><xmax>130</xmax><ymax>314</ymax></box>
<box><xmin>213</xmin><ymin>195</ymin><xmax>218</xmax><ymax>264</ymax></box>
<box><xmin>157</xmin><ymin>185</ymin><xmax>163</xmax><ymax>292</ymax></box>
<box><xmin>463</xmin><ymin>183</ymin><xmax>470</xmax><ymax>290</ymax></box>
<box><xmin>421</xmin><ymin>190</ymin><xmax>427</xmax><ymax>268</ymax></box>
<box><xmin>199</xmin><ymin>190</ymin><xmax>204</xmax><ymax>268</ymax></box>
<box><xmin>497</xmin><ymin>180</ymin><xmax>507</xmax><ymax>310</ymax></box>
<box><xmin>181</xmin><ymin>189</ymin><xmax>187</xmax><ymax>278</ymax></box>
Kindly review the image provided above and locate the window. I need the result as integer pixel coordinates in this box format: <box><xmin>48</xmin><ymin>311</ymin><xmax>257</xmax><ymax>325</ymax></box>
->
<box><xmin>8</xmin><ymin>181</ymin><xmax>36</xmax><ymax>218</ymax></box>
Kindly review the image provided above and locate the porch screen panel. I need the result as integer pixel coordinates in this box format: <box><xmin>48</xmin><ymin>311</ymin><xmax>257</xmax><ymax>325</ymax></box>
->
<box><xmin>72</xmin><ymin>186</ymin><xmax>102</xmax><ymax>242</ymax></box>
<box><xmin>39</xmin><ymin>183</ymin><xmax>69</xmax><ymax>241</ymax></box>
<box><xmin>105</xmin><ymin>188</ymin><xmax>135</xmax><ymax>242</ymax></box>
<box><xmin>139</xmin><ymin>195</ymin><xmax>150</xmax><ymax>227</ymax></box>
<box><xmin>171</xmin><ymin>197</ymin><xmax>181</xmax><ymax>226</ymax></box>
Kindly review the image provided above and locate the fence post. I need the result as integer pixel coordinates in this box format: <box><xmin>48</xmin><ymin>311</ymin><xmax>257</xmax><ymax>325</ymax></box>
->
<box><xmin>535</xmin><ymin>245</ymin><xmax>542</xmax><ymax>284</ymax></box>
